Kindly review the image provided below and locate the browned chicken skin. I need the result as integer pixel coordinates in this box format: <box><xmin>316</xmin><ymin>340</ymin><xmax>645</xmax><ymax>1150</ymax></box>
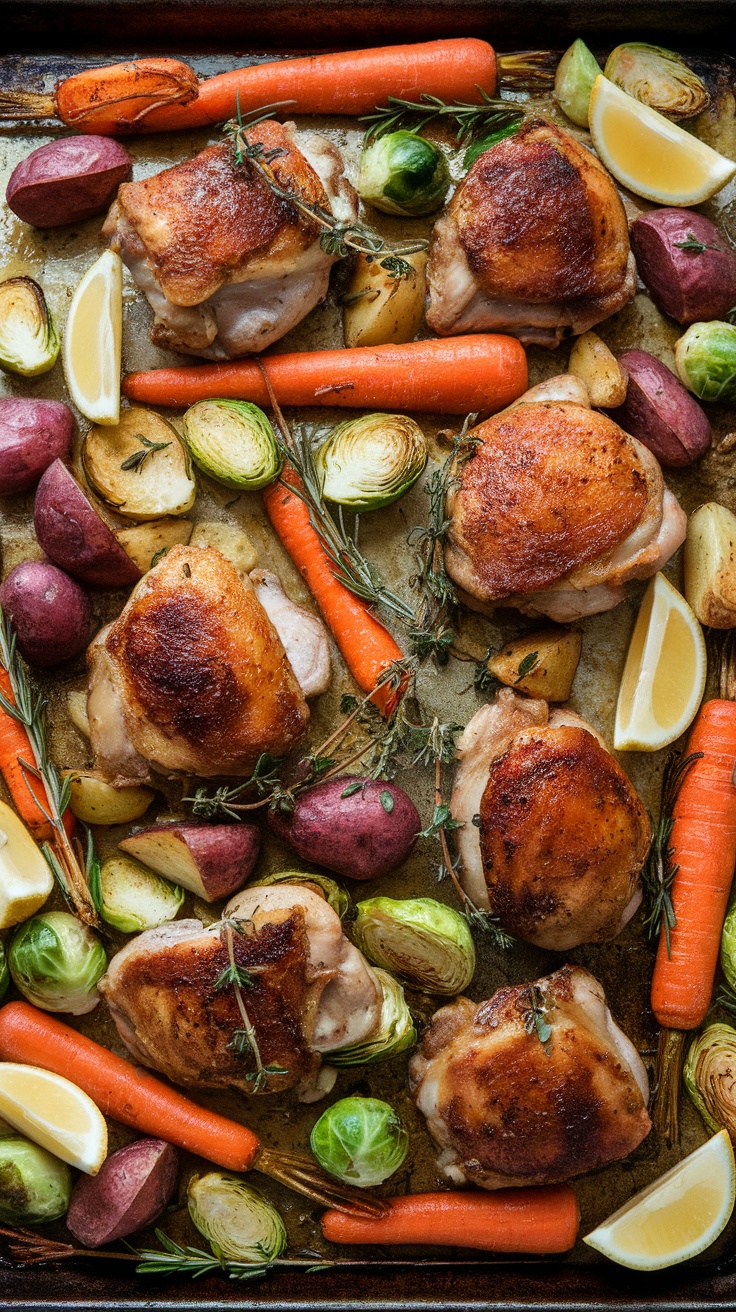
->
<box><xmin>409</xmin><ymin>965</ymin><xmax>651</xmax><ymax>1188</ymax></box>
<box><xmin>451</xmin><ymin>690</ymin><xmax>651</xmax><ymax>950</ymax></box>
<box><xmin>426</xmin><ymin>120</ymin><xmax>636</xmax><ymax>346</ymax></box>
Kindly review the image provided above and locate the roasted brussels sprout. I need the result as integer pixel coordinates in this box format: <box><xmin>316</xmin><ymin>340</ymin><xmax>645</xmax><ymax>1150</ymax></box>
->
<box><xmin>182</xmin><ymin>399</ymin><xmax>281</xmax><ymax>490</ymax></box>
<box><xmin>310</xmin><ymin>1096</ymin><xmax>408</xmax><ymax>1187</ymax></box>
<box><xmin>99</xmin><ymin>855</ymin><xmax>185</xmax><ymax>933</ymax></box>
<box><xmin>604</xmin><ymin>43</ymin><xmax>710</xmax><ymax>120</ymax></box>
<box><xmin>0</xmin><ymin>277</ymin><xmax>59</xmax><ymax>377</ymax></box>
<box><xmin>684</xmin><ymin>1024</ymin><xmax>736</xmax><ymax>1139</ymax></box>
<box><xmin>316</xmin><ymin>413</ymin><xmax>427</xmax><ymax>511</ymax></box>
<box><xmin>249</xmin><ymin>869</ymin><xmax>350</xmax><ymax>919</ymax></box>
<box><xmin>0</xmin><ymin>1132</ymin><xmax>72</xmax><ymax>1225</ymax></box>
<box><xmin>329</xmin><ymin>968</ymin><xmax>416</xmax><ymax>1066</ymax></box>
<box><xmin>721</xmin><ymin>897</ymin><xmax>736</xmax><ymax>989</ymax></box>
<box><xmin>675</xmin><ymin>321</ymin><xmax>736</xmax><ymax>405</ymax></box>
<box><xmin>188</xmin><ymin>1172</ymin><xmax>287</xmax><ymax>1263</ymax></box>
<box><xmin>554</xmin><ymin>39</ymin><xmax>600</xmax><ymax>127</ymax></box>
<box><xmin>0</xmin><ymin>942</ymin><xmax>8</xmax><ymax>1002</ymax></box>
<box><xmin>357</xmin><ymin>131</ymin><xmax>450</xmax><ymax>216</ymax></box>
<box><xmin>353</xmin><ymin>896</ymin><xmax>475</xmax><ymax>995</ymax></box>
<box><xmin>8</xmin><ymin>910</ymin><xmax>106</xmax><ymax>1015</ymax></box>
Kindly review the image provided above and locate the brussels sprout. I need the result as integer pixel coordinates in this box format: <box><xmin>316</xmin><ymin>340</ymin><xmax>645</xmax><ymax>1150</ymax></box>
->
<box><xmin>310</xmin><ymin>1096</ymin><xmax>407</xmax><ymax>1187</ymax></box>
<box><xmin>604</xmin><ymin>43</ymin><xmax>709</xmax><ymax>120</ymax></box>
<box><xmin>684</xmin><ymin>1024</ymin><xmax>736</xmax><ymax>1139</ymax></box>
<box><xmin>0</xmin><ymin>277</ymin><xmax>59</xmax><ymax>378</ymax></box>
<box><xmin>182</xmin><ymin>399</ymin><xmax>281</xmax><ymax>490</ymax></box>
<box><xmin>9</xmin><ymin>910</ymin><xmax>106</xmax><ymax>1015</ymax></box>
<box><xmin>99</xmin><ymin>855</ymin><xmax>185</xmax><ymax>933</ymax></box>
<box><xmin>188</xmin><ymin>1172</ymin><xmax>287</xmax><ymax>1263</ymax></box>
<box><xmin>721</xmin><ymin>897</ymin><xmax>736</xmax><ymax>989</ymax></box>
<box><xmin>316</xmin><ymin>413</ymin><xmax>427</xmax><ymax>511</ymax></box>
<box><xmin>0</xmin><ymin>942</ymin><xmax>8</xmax><ymax>1002</ymax></box>
<box><xmin>328</xmin><ymin>968</ymin><xmax>416</xmax><ymax>1066</ymax></box>
<box><xmin>249</xmin><ymin>870</ymin><xmax>350</xmax><ymax>919</ymax></box>
<box><xmin>353</xmin><ymin>896</ymin><xmax>475</xmax><ymax>995</ymax></box>
<box><xmin>357</xmin><ymin>132</ymin><xmax>450</xmax><ymax>217</ymax></box>
<box><xmin>0</xmin><ymin>1132</ymin><xmax>72</xmax><ymax>1225</ymax></box>
<box><xmin>554</xmin><ymin>39</ymin><xmax>601</xmax><ymax>127</ymax></box>
<box><xmin>675</xmin><ymin>321</ymin><xmax>736</xmax><ymax>405</ymax></box>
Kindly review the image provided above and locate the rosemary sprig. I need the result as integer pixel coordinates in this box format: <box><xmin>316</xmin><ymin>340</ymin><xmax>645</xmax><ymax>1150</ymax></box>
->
<box><xmin>522</xmin><ymin>984</ymin><xmax>553</xmax><ymax>1054</ymax></box>
<box><xmin>133</xmin><ymin>1230</ymin><xmax>331</xmax><ymax>1280</ymax></box>
<box><xmin>217</xmin><ymin>919</ymin><xmax>288</xmax><ymax>1093</ymax></box>
<box><xmin>361</xmin><ymin>89</ymin><xmax>524</xmax><ymax>146</ymax></box>
<box><xmin>120</xmin><ymin>433</ymin><xmax>172</xmax><ymax>474</ymax></box>
<box><xmin>642</xmin><ymin>749</ymin><xmax>704</xmax><ymax>953</ymax></box>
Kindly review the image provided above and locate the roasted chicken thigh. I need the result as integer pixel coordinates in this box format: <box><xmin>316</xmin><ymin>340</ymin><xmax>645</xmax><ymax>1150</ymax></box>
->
<box><xmin>103</xmin><ymin>121</ymin><xmax>357</xmax><ymax>358</ymax></box>
<box><xmin>451</xmin><ymin>689</ymin><xmax>650</xmax><ymax>950</ymax></box>
<box><xmin>426</xmin><ymin>119</ymin><xmax>635</xmax><ymax>346</ymax></box>
<box><xmin>410</xmin><ymin>965</ymin><xmax>651</xmax><ymax>1188</ymax></box>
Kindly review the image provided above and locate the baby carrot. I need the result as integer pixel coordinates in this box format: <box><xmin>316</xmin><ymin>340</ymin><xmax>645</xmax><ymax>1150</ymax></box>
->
<box><xmin>322</xmin><ymin>1187</ymin><xmax>580</xmax><ymax>1253</ymax></box>
<box><xmin>123</xmin><ymin>337</ymin><xmax>529</xmax><ymax>416</ymax></box>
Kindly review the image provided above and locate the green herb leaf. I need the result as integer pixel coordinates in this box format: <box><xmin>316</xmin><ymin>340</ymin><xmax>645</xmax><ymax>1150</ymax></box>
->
<box><xmin>516</xmin><ymin>650</ymin><xmax>539</xmax><ymax>680</ymax></box>
<box><xmin>340</xmin><ymin>780</ymin><xmax>363</xmax><ymax>798</ymax></box>
<box><xmin>674</xmin><ymin>233</ymin><xmax>709</xmax><ymax>254</ymax></box>
<box><xmin>379</xmin><ymin>789</ymin><xmax>395</xmax><ymax>813</ymax></box>
<box><xmin>120</xmin><ymin>434</ymin><xmax>172</xmax><ymax>474</ymax></box>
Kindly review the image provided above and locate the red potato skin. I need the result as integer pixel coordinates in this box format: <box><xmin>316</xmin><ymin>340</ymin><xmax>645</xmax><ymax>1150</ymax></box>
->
<box><xmin>608</xmin><ymin>349</ymin><xmax>711</xmax><ymax>468</ymax></box>
<box><xmin>120</xmin><ymin>823</ymin><xmax>261</xmax><ymax>902</ymax></box>
<box><xmin>0</xmin><ymin>561</ymin><xmax>90</xmax><ymax>667</ymax></box>
<box><xmin>34</xmin><ymin>459</ymin><xmax>142</xmax><ymax>588</ymax></box>
<box><xmin>631</xmin><ymin>209</ymin><xmax>736</xmax><ymax>326</ymax></box>
<box><xmin>6</xmin><ymin>136</ymin><xmax>131</xmax><ymax>228</ymax></box>
<box><xmin>66</xmin><ymin>1138</ymin><xmax>179</xmax><ymax>1247</ymax></box>
<box><xmin>268</xmin><ymin>777</ymin><xmax>420</xmax><ymax>880</ymax></box>
<box><xmin>0</xmin><ymin>398</ymin><xmax>74</xmax><ymax>496</ymax></box>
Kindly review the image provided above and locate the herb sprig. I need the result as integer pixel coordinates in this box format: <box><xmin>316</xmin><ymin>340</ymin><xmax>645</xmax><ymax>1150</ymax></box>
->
<box><xmin>216</xmin><ymin>919</ymin><xmax>288</xmax><ymax>1093</ymax></box>
<box><xmin>642</xmin><ymin>749</ymin><xmax>704</xmax><ymax>953</ymax></box>
<box><xmin>361</xmin><ymin>90</ymin><xmax>524</xmax><ymax>147</ymax></box>
<box><xmin>523</xmin><ymin>984</ymin><xmax>553</xmax><ymax>1054</ymax></box>
<box><xmin>120</xmin><ymin>433</ymin><xmax>172</xmax><ymax>474</ymax></box>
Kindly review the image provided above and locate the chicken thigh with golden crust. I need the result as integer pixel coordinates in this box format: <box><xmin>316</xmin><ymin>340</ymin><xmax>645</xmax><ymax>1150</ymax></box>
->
<box><xmin>410</xmin><ymin>965</ymin><xmax>651</xmax><ymax>1188</ymax></box>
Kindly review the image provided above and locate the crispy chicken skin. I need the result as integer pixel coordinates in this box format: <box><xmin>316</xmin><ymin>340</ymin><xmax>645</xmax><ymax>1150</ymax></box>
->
<box><xmin>87</xmin><ymin>545</ymin><xmax>309</xmax><ymax>784</ymax></box>
<box><xmin>103</xmin><ymin>122</ymin><xmax>357</xmax><ymax>358</ymax></box>
<box><xmin>451</xmin><ymin>690</ymin><xmax>650</xmax><ymax>950</ymax></box>
<box><xmin>445</xmin><ymin>393</ymin><xmax>687</xmax><ymax>621</ymax></box>
<box><xmin>426</xmin><ymin>120</ymin><xmax>636</xmax><ymax>346</ymax></box>
<box><xmin>409</xmin><ymin>965</ymin><xmax>651</xmax><ymax>1188</ymax></box>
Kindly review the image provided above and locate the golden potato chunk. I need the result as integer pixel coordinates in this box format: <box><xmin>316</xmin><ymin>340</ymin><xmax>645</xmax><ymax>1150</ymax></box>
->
<box><xmin>567</xmin><ymin>331</ymin><xmax>628</xmax><ymax>408</ymax></box>
<box><xmin>64</xmin><ymin>771</ymin><xmax>155</xmax><ymax>825</ymax></box>
<box><xmin>487</xmin><ymin>628</ymin><xmax>582</xmax><ymax>701</ymax></box>
<box><xmin>189</xmin><ymin>521</ymin><xmax>258</xmax><ymax>574</ymax></box>
<box><xmin>343</xmin><ymin>251</ymin><xmax>427</xmax><ymax>349</ymax></box>
<box><xmin>115</xmin><ymin>517</ymin><xmax>193</xmax><ymax>572</ymax></box>
<box><xmin>684</xmin><ymin>502</ymin><xmax>736</xmax><ymax>628</ymax></box>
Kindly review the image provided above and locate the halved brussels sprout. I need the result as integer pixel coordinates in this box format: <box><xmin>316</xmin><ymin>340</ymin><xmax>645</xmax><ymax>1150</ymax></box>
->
<box><xmin>316</xmin><ymin>413</ymin><xmax>427</xmax><ymax>511</ymax></box>
<box><xmin>82</xmin><ymin>408</ymin><xmax>196</xmax><ymax>520</ymax></box>
<box><xmin>0</xmin><ymin>277</ymin><xmax>59</xmax><ymax>377</ymax></box>
<box><xmin>8</xmin><ymin>910</ymin><xmax>106</xmax><ymax>1015</ymax></box>
<box><xmin>0</xmin><ymin>1132</ymin><xmax>72</xmax><ymax>1225</ymax></box>
<box><xmin>310</xmin><ymin>1095</ymin><xmax>408</xmax><ymax>1187</ymax></box>
<box><xmin>353</xmin><ymin>896</ymin><xmax>475</xmax><ymax>995</ymax></box>
<box><xmin>328</xmin><ymin>968</ymin><xmax>416</xmax><ymax>1066</ymax></box>
<box><xmin>187</xmin><ymin>1172</ymin><xmax>287</xmax><ymax>1263</ymax></box>
<box><xmin>249</xmin><ymin>869</ymin><xmax>350</xmax><ymax>919</ymax></box>
<box><xmin>0</xmin><ymin>942</ymin><xmax>8</xmax><ymax>1002</ymax></box>
<box><xmin>604</xmin><ymin>43</ymin><xmax>710</xmax><ymax>120</ymax></box>
<box><xmin>722</xmin><ymin>897</ymin><xmax>736</xmax><ymax>989</ymax></box>
<box><xmin>675</xmin><ymin>321</ymin><xmax>736</xmax><ymax>405</ymax></box>
<box><xmin>99</xmin><ymin>855</ymin><xmax>185</xmax><ymax>933</ymax></box>
<box><xmin>357</xmin><ymin>131</ymin><xmax>450</xmax><ymax>217</ymax></box>
<box><xmin>182</xmin><ymin>399</ymin><xmax>281</xmax><ymax>491</ymax></box>
<box><xmin>684</xmin><ymin>1023</ymin><xmax>736</xmax><ymax>1139</ymax></box>
<box><xmin>554</xmin><ymin>39</ymin><xmax>601</xmax><ymax>127</ymax></box>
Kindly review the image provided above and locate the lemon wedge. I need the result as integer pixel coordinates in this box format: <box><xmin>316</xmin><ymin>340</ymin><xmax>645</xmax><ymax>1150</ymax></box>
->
<box><xmin>585</xmin><ymin>1129</ymin><xmax>735</xmax><ymax>1270</ymax></box>
<box><xmin>63</xmin><ymin>249</ymin><xmax>122</xmax><ymax>425</ymax></box>
<box><xmin>614</xmin><ymin>572</ymin><xmax>706</xmax><ymax>751</ymax></box>
<box><xmin>0</xmin><ymin>1063</ymin><xmax>107</xmax><ymax>1174</ymax></box>
<box><xmin>589</xmin><ymin>75</ymin><xmax>736</xmax><ymax>205</ymax></box>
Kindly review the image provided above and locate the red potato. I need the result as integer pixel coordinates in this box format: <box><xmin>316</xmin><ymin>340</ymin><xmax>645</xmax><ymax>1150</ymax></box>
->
<box><xmin>608</xmin><ymin>349</ymin><xmax>711</xmax><ymax>468</ymax></box>
<box><xmin>6</xmin><ymin>136</ymin><xmax>131</xmax><ymax>228</ymax></box>
<box><xmin>119</xmin><ymin>823</ymin><xmax>261</xmax><ymax>902</ymax></box>
<box><xmin>631</xmin><ymin>209</ymin><xmax>736</xmax><ymax>326</ymax></box>
<box><xmin>66</xmin><ymin>1137</ymin><xmax>179</xmax><ymax>1247</ymax></box>
<box><xmin>0</xmin><ymin>397</ymin><xmax>74</xmax><ymax>496</ymax></box>
<box><xmin>0</xmin><ymin>561</ymin><xmax>90</xmax><ymax>667</ymax></box>
<box><xmin>34</xmin><ymin>459</ymin><xmax>142</xmax><ymax>587</ymax></box>
<box><xmin>268</xmin><ymin>777</ymin><xmax>420</xmax><ymax>880</ymax></box>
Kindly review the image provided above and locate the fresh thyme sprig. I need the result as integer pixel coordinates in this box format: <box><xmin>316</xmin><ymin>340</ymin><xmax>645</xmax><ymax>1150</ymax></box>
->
<box><xmin>361</xmin><ymin>89</ymin><xmax>524</xmax><ymax>146</ymax></box>
<box><xmin>642</xmin><ymin>749</ymin><xmax>704</xmax><ymax>953</ymax></box>
<box><xmin>120</xmin><ymin>433</ymin><xmax>172</xmax><ymax>474</ymax></box>
<box><xmin>674</xmin><ymin>233</ymin><xmax>719</xmax><ymax>255</ymax></box>
<box><xmin>216</xmin><ymin>919</ymin><xmax>288</xmax><ymax>1093</ymax></box>
<box><xmin>522</xmin><ymin>984</ymin><xmax>553</xmax><ymax>1054</ymax></box>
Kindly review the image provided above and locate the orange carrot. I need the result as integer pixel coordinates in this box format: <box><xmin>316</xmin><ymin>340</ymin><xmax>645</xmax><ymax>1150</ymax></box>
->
<box><xmin>55</xmin><ymin>58</ymin><xmax>199</xmax><ymax>133</ymax></box>
<box><xmin>0</xmin><ymin>670</ymin><xmax>61</xmax><ymax>841</ymax></box>
<box><xmin>322</xmin><ymin>1187</ymin><xmax>580</xmax><ymax>1253</ymax></box>
<box><xmin>124</xmin><ymin>337</ymin><xmax>528</xmax><ymax>415</ymax></box>
<box><xmin>0</xmin><ymin>1002</ymin><xmax>261</xmax><ymax>1171</ymax></box>
<box><xmin>263</xmin><ymin>471</ymin><xmax>403</xmax><ymax>715</ymax></box>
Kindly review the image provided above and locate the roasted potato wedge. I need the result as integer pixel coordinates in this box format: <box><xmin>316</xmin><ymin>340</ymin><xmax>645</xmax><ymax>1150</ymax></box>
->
<box><xmin>487</xmin><ymin>628</ymin><xmax>582</xmax><ymax>701</ymax></box>
<box><xmin>82</xmin><ymin>408</ymin><xmax>196</xmax><ymax>520</ymax></box>
<box><xmin>189</xmin><ymin>521</ymin><xmax>258</xmax><ymax>573</ymax></box>
<box><xmin>115</xmin><ymin>517</ymin><xmax>193</xmax><ymax>572</ymax></box>
<box><xmin>64</xmin><ymin>771</ymin><xmax>154</xmax><ymax>825</ymax></box>
<box><xmin>343</xmin><ymin>251</ymin><xmax>427</xmax><ymax>349</ymax></box>
<box><xmin>568</xmin><ymin>331</ymin><xmax>628</xmax><ymax>408</ymax></box>
<box><xmin>684</xmin><ymin>502</ymin><xmax>736</xmax><ymax>628</ymax></box>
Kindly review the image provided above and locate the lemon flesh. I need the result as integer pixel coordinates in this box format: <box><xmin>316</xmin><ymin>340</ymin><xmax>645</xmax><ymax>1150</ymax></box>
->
<box><xmin>0</xmin><ymin>1062</ymin><xmax>107</xmax><ymax>1174</ymax></box>
<box><xmin>589</xmin><ymin>75</ymin><xmax>736</xmax><ymax>205</ymax></box>
<box><xmin>585</xmin><ymin>1129</ymin><xmax>735</xmax><ymax>1270</ymax></box>
<box><xmin>63</xmin><ymin>249</ymin><xmax>122</xmax><ymax>425</ymax></box>
<box><xmin>614</xmin><ymin>572</ymin><xmax>705</xmax><ymax>751</ymax></box>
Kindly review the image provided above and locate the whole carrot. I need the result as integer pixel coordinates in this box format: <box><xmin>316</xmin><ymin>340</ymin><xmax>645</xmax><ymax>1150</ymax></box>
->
<box><xmin>0</xmin><ymin>58</ymin><xmax>199</xmax><ymax>135</ymax></box>
<box><xmin>322</xmin><ymin>1187</ymin><xmax>580</xmax><ymax>1253</ymax></box>
<box><xmin>124</xmin><ymin>336</ymin><xmax>528</xmax><ymax>415</ymax></box>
